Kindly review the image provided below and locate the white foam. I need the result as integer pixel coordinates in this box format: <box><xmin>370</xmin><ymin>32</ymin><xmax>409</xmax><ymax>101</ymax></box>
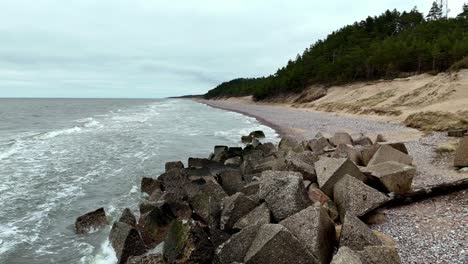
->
<box><xmin>38</xmin><ymin>126</ymin><xmax>83</xmax><ymax>140</ymax></box>
<box><xmin>90</xmin><ymin>239</ymin><xmax>118</xmax><ymax>264</ymax></box>
<box><xmin>129</xmin><ymin>185</ymin><xmax>139</xmax><ymax>194</ymax></box>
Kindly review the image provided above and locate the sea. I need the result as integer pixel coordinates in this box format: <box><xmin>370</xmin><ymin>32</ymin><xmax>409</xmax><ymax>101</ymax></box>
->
<box><xmin>0</xmin><ymin>98</ymin><xmax>278</xmax><ymax>264</ymax></box>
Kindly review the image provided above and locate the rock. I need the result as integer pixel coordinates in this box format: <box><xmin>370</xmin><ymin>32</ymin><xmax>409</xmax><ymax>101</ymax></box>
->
<box><xmin>141</xmin><ymin>178</ymin><xmax>162</xmax><ymax>196</ymax></box>
<box><xmin>256</xmin><ymin>142</ymin><xmax>276</xmax><ymax>156</ymax></box>
<box><xmin>244</xmin><ymin>224</ymin><xmax>319</xmax><ymax>264</ymax></box>
<box><xmin>367</xmin><ymin>145</ymin><xmax>412</xmax><ymax>166</ymax></box>
<box><xmin>163</xmin><ymin>220</ymin><xmax>214</xmax><ymax>264</ymax></box>
<box><xmin>354</xmin><ymin>136</ymin><xmax>373</xmax><ymax>147</ymax></box>
<box><xmin>379</xmin><ymin>142</ymin><xmax>409</xmax><ymax>155</ymax></box>
<box><xmin>280</xmin><ymin>205</ymin><xmax>335</xmax><ymax>264</ymax></box>
<box><xmin>360</xmin><ymin>145</ymin><xmax>380</xmax><ymax>166</ymax></box>
<box><xmin>279</xmin><ymin>137</ymin><xmax>305</xmax><ymax>153</ymax></box>
<box><xmin>308</xmin><ymin>186</ymin><xmax>331</xmax><ymax>204</ymax></box>
<box><xmin>233</xmin><ymin>203</ymin><xmax>271</xmax><ymax>230</ymax></box>
<box><xmin>189</xmin><ymin>181</ymin><xmax>227</xmax><ymax>227</ymax></box>
<box><xmin>240</xmin><ymin>182</ymin><xmax>260</xmax><ymax>196</ymax></box>
<box><xmin>454</xmin><ymin>136</ymin><xmax>468</xmax><ymax>167</ymax></box>
<box><xmin>165</xmin><ymin>161</ymin><xmax>184</xmax><ymax>171</ymax></box>
<box><xmin>285</xmin><ymin>151</ymin><xmax>319</xmax><ymax>181</ymax></box>
<box><xmin>315</xmin><ymin>157</ymin><xmax>366</xmax><ymax>197</ymax></box>
<box><xmin>208</xmin><ymin>227</ymin><xmax>231</xmax><ymax>249</ymax></box>
<box><xmin>218</xmin><ymin>171</ymin><xmax>245</xmax><ymax>195</ymax></box>
<box><xmin>140</xmin><ymin>205</ymin><xmax>176</xmax><ymax>247</ymax></box>
<box><xmin>373</xmin><ymin>230</ymin><xmax>397</xmax><ymax>247</ymax></box>
<box><xmin>339</xmin><ymin>213</ymin><xmax>382</xmax><ymax>251</ymax></box>
<box><xmin>356</xmin><ymin>246</ymin><xmax>402</xmax><ymax>264</ymax></box>
<box><xmin>188</xmin><ymin>157</ymin><xmax>220</xmax><ymax>168</ymax></box>
<box><xmin>259</xmin><ymin>171</ymin><xmax>310</xmax><ymax>221</ymax></box>
<box><xmin>375</xmin><ymin>134</ymin><xmax>386</xmax><ymax>143</ymax></box>
<box><xmin>224</xmin><ymin>156</ymin><xmax>242</xmax><ymax>166</ymax></box>
<box><xmin>366</xmin><ymin>161</ymin><xmax>415</xmax><ymax>194</ymax></box>
<box><xmin>308</xmin><ymin>137</ymin><xmax>334</xmax><ymax>154</ymax></box>
<box><xmin>332</xmin><ymin>144</ymin><xmax>362</xmax><ymax>165</ymax></box>
<box><xmin>331</xmin><ymin>132</ymin><xmax>354</xmax><ymax>146</ymax></box>
<box><xmin>75</xmin><ymin>208</ymin><xmax>108</xmax><ymax>234</ymax></box>
<box><xmin>330</xmin><ymin>247</ymin><xmax>362</xmax><ymax>264</ymax></box>
<box><xmin>215</xmin><ymin>224</ymin><xmax>261</xmax><ymax>264</ymax></box>
<box><xmin>448</xmin><ymin>129</ymin><xmax>467</xmax><ymax>137</ymax></box>
<box><xmin>157</xmin><ymin>192</ymin><xmax>192</xmax><ymax>220</ymax></box>
<box><xmin>109</xmin><ymin>222</ymin><xmax>147</xmax><ymax>264</ymax></box>
<box><xmin>363</xmin><ymin>211</ymin><xmax>386</xmax><ymax>225</ymax></box>
<box><xmin>127</xmin><ymin>254</ymin><xmax>164</xmax><ymax>264</ymax></box>
<box><xmin>249</xmin><ymin>130</ymin><xmax>266</xmax><ymax>138</ymax></box>
<box><xmin>252</xmin><ymin>158</ymin><xmax>288</xmax><ymax>174</ymax></box>
<box><xmin>148</xmin><ymin>189</ymin><xmax>164</xmax><ymax>201</ymax></box>
<box><xmin>158</xmin><ymin>169</ymin><xmax>191</xmax><ymax>197</ymax></box>
<box><xmin>215</xmin><ymin>145</ymin><xmax>229</xmax><ymax>155</ymax></box>
<box><xmin>323</xmin><ymin>200</ymin><xmax>339</xmax><ymax>222</ymax></box>
<box><xmin>139</xmin><ymin>200</ymin><xmax>157</xmax><ymax>215</ymax></box>
<box><xmin>220</xmin><ymin>193</ymin><xmax>257</xmax><ymax>231</ymax></box>
<box><xmin>119</xmin><ymin>208</ymin><xmax>136</xmax><ymax>227</ymax></box>
<box><xmin>242</xmin><ymin>135</ymin><xmax>254</xmax><ymax>143</ymax></box>
<box><xmin>333</xmin><ymin>175</ymin><xmax>390</xmax><ymax>220</ymax></box>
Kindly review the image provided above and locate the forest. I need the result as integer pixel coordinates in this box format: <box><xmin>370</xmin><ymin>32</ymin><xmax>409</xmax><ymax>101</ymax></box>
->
<box><xmin>204</xmin><ymin>3</ymin><xmax>468</xmax><ymax>101</ymax></box>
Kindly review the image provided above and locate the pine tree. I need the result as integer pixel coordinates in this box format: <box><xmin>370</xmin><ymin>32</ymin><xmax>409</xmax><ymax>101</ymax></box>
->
<box><xmin>457</xmin><ymin>3</ymin><xmax>468</xmax><ymax>20</ymax></box>
<box><xmin>427</xmin><ymin>1</ymin><xmax>443</xmax><ymax>21</ymax></box>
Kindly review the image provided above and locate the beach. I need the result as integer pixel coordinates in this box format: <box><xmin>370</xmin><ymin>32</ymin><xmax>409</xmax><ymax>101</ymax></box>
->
<box><xmin>197</xmin><ymin>98</ymin><xmax>468</xmax><ymax>264</ymax></box>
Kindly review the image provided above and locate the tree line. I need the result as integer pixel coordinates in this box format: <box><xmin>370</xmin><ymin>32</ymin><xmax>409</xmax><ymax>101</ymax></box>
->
<box><xmin>205</xmin><ymin>3</ymin><xmax>468</xmax><ymax>101</ymax></box>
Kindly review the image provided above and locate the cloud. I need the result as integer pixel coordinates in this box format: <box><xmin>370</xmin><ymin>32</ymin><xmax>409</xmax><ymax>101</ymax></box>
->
<box><xmin>0</xmin><ymin>0</ymin><xmax>465</xmax><ymax>97</ymax></box>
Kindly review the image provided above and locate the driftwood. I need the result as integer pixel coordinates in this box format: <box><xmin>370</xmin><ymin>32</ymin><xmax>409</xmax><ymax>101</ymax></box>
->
<box><xmin>382</xmin><ymin>178</ymin><xmax>468</xmax><ymax>208</ymax></box>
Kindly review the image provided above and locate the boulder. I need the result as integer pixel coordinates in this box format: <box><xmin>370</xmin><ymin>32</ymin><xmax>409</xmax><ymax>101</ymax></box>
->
<box><xmin>215</xmin><ymin>224</ymin><xmax>261</xmax><ymax>264</ymax></box>
<box><xmin>448</xmin><ymin>129</ymin><xmax>467</xmax><ymax>138</ymax></box>
<box><xmin>280</xmin><ymin>205</ymin><xmax>335</xmax><ymax>264</ymax></box>
<box><xmin>218</xmin><ymin>171</ymin><xmax>245</xmax><ymax>195</ymax></box>
<box><xmin>233</xmin><ymin>203</ymin><xmax>271</xmax><ymax>230</ymax></box>
<box><xmin>165</xmin><ymin>161</ymin><xmax>184</xmax><ymax>171</ymax></box>
<box><xmin>360</xmin><ymin>145</ymin><xmax>380</xmax><ymax>166</ymax></box>
<box><xmin>308</xmin><ymin>137</ymin><xmax>334</xmax><ymax>154</ymax></box>
<box><xmin>332</xmin><ymin>144</ymin><xmax>362</xmax><ymax>165</ymax></box>
<box><xmin>224</xmin><ymin>156</ymin><xmax>242</xmax><ymax>166</ymax></box>
<box><xmin>353</xmin><ymin>136</ymin><xmax>373</xmax><ymax>147</ymax></box>
<box><xmin>188</xmin><ymin>157</ymin><xmax>220</xmax><ymax>168</ymax></box>
<box><xmin>367</xmin><ymin>145</ymin><xmax>412</xmax><ymax>166</ymax></box>
<box><xmin>308</xmin><ymin>186</ymin><xmax>331</xmax><ymax>205</ymax></box>
<box><xmin>148</xmin><ymin>189</ymin><xmax>164</xmax><ymax>201</ymax></box>
<box><xmin>214</xmin><ymin>145</ymin><xmax>229</xmax><ymax>155</ymax></box>
<box><xmin>252</xmin><ymin>158</ymin><xmax>288</xmax><ymax>174</ymax></box>
<box><xmin>256</xmin><ymin>142</ymin><xmax>276</xmax><ymax>156</ymax></box>
<box><xmin>127</xmin><ymin>254</ymin><xmax>164</xmax><ymax>264</ymax></box>
<box><xmin>375</xmin><ymin>134</ymin><xmax>386</xmax><ymax>143</ymax></box>
<box><xmin>156</xmin><ymin>192</ymin><xmax>192</xmax><ymax>220</ymax></box>
<box><xmin>139</xmin><ymin>201</ymin><xmax>157</xmax><ymax>215</ymax></box>
<box><xmin>333</xmin><ymin>175</ymin><xmax>390</xmax><ymax>220</ymax></box>
<box><xmin>140</xmin><ymin>205</ymin><xmax>176</xmax><ymax>247</ymax></box>
<box><xmin>454</xmin><ymin>136</ymin><xmax>468</xmax><ymax>167</ymax></box>
<box><xmin>366</xmin><ymin>161</ymin><xmax>415</xmax><ymax>194</ymax></box>
<box><xmin>158</xmin><ymin>169</ymin><xmax>191</xmax><ymax>197</ymax></box>
<box><xmin>259</xmin><ymin>171</ymin><xmax>310</xmax><ymax>221</ymax></box>
<box><xmin>250</xmin><ymin>130</ymin><xmax>266</xmax><ymax>138</ymax></box>
<box><xmin>357</xmin><ymin>246</ymin><xmax>402</xmax><ymax>264</ymax></box>
<box><xmin>109</xmin><ymin>222</ymin><xmax>147</xmax><ymax>264</ymax></box>
<box><xmin>75</xmin><ymin>208</ymin><xmax>108</xmax><ymax>234</ymax></box>
<box><xmin>339</xmin><ymin>213</ymin><xmax>382</xmax><ymax>251</ymax></box>
<box><xmin>163</xmin><ymin>220</ymin><xmax>214</xmax><ymax>264</ymax></box>
<box><xmin>323</xmin><ymin>200</ymin><xmax>339</xmax><ymax>222</ymax></box>
<box><xmin>220</xmin><ymin>193</ymin><xmax>257</xmax><ymax>231</ymax></box>
<box><xmin>119</xmin><ymin>208</ymin><xmax>137</xmax><ymax>227</ymax></box>
<box><xmin>315</xmin><ymin>157</ymin><xmax>366</xmax><ymax>197</ymax></box>
<box><xmin>331</xmin><ymin>132</ymin><xmax>354</xmax><ymax>146</ymax></box>
<box><xmin>379</xmin><ymin>142</ymin><xmax>409</xmax><ymax>155</ymax></box>
<box><xmin>279</xmin><ymin>137</ymin><xmax>305</xmax><ymax>153</ymax></box>
<box><xmin>240</xmin><ymin>182</ymin><xmax>260</xmax><ymax>196</ymax></box>
<box><xmin>330</xmin><ymin>247</ymin><xmax>362</xmax><ymax>264</ymax></box>
<box><xmin>244</xmin><ymin>224</ymin><xmax>319</xmax><ymax>264</ymax></box>
<box><xmin>189</xmin><ymin>181</ymin><xmax>227</xmax><ymax>227</ymax></box>
<box><xmin>285</xmin><ymin>151</ymin><xmax>319</xmax><ymax>181</ymax></box>
<box><xmin>141</xmin><ymin>178</ymin><xmax>162</xmax><ymax>196</ymax></box>
<box><xmin>242</xmin><ymin>135</ymin><xmax>254</xmax><ymax>143</ymax></box>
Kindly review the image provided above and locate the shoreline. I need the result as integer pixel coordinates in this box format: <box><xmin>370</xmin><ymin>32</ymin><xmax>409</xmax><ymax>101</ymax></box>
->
<box><xmin>194</xmin><ymin>99</ymin><xmax>287</xmax><ymax>138</ymax></box>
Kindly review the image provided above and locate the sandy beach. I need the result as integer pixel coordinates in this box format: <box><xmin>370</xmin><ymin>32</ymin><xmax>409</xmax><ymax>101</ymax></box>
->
<box><xmin>197</xmin><ymin>98</ymin><xmax>468</xmax><ymax>264</ymax></box>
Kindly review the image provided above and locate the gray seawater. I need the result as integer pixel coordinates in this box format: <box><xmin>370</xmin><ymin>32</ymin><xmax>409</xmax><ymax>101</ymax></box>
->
<box><xmin>0</xmin><ymin>99</ymin><xmax>278</xmax><ymax>264</ymax></box>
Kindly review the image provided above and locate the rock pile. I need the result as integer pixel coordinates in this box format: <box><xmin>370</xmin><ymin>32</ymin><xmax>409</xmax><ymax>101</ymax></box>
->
<box><xmin>76</xmin><ymin>131</ymin><xmax>417</xmax><ymax>263</ymax></box>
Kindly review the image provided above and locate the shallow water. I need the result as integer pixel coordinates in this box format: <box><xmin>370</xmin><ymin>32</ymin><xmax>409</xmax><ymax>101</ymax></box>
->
<box><xmin>0</xmin><ymin>98</ymin><xmax>278</xmax><ymax>264</ymax></box>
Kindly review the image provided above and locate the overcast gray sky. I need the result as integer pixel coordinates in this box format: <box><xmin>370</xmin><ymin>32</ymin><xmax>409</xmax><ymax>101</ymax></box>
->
<box><xmin>0</xmin><ymin>0</ymin><xmax>465</xmax><ymax>98</ymax></box>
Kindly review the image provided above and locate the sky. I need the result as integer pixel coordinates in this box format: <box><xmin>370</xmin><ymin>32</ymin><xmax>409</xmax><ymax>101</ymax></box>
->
<box><xmin>0</xmin><ymin>0</ymin><xmax>465</xmax><ymax>98</ymax></box>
